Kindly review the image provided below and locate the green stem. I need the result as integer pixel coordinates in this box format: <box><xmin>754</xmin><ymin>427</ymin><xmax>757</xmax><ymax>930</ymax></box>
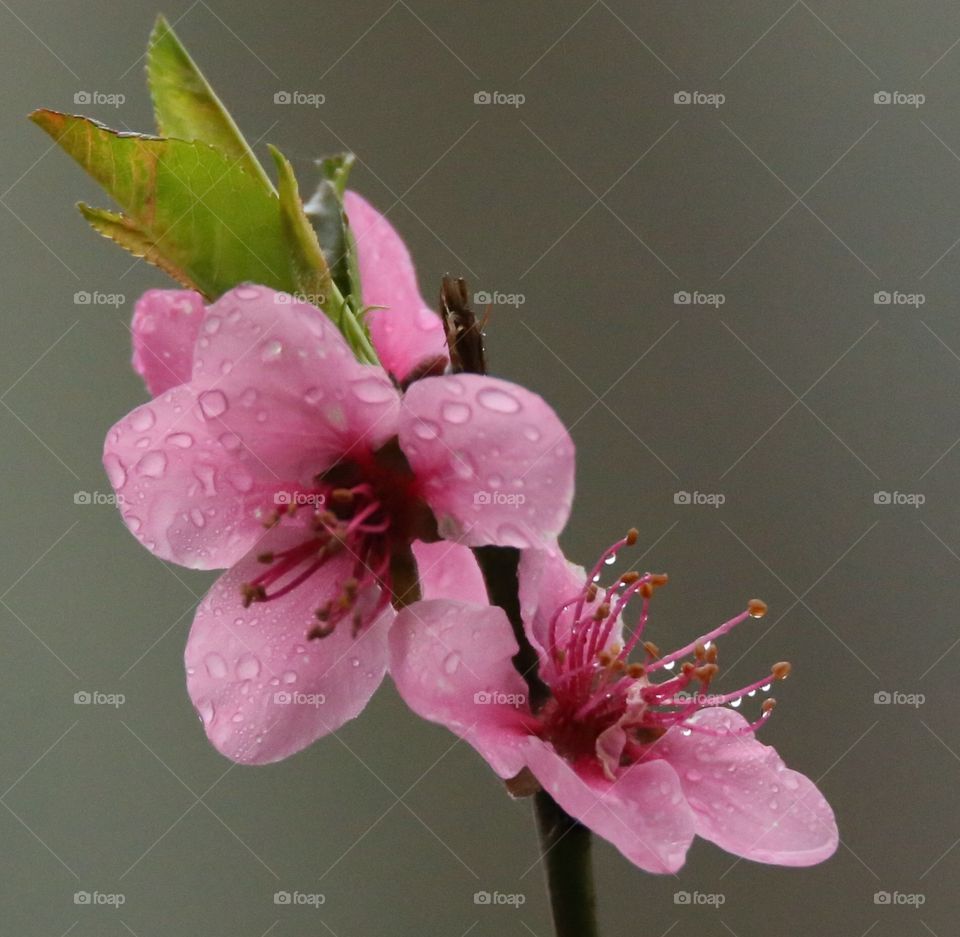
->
<box><xmin>534</xmin><ymin>790</ymin><xmax>599</xmax><ymax>937</ymax></box>
<box><xmin>472</xmin><ymin>545</ymin><xmax>600</xmax><ymax>937</ymax></box>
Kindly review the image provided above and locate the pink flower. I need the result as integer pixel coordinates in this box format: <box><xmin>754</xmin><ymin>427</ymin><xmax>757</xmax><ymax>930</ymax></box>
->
<box><xmin>389</xmin><ymin>532</ymin><xmax>839</xmax><ymax>873</ymax></box>
<box><xmin>104</xmin><ymin>194</ymin><xmax>574</xmax><ymax>763</ymax></box>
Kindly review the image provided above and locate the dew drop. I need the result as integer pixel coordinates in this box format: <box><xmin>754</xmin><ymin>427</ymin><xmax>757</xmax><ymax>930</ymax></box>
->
<box><xmin>443</xmin><ymin>652</ymin><xmax>461</xmax><ymax>675</ymax></box>
<box><xmin>166</xmin><ymin>432</ymin><xmax>194</xmax><ymax>449</ymax></box>
<box><xmin>104</xmin><ymin>454</ymin><xmax>127</xmax><ymax>489</ymax></box>
<box><xmin>190</xmin><ymin>508</ymin><xmax>206</xmax><ymax>528</ymax></box>
<box><xmin>441</xmin><ymin>401</ymin><xmax>471</xmax><ymax>424</ymax></box>
<box><xmin>304</xmin><ymin>387</ymin><xmax>324</xmax><ymax>405</ymax></box>
<box><xmin>477</xmin><ymin>387</ymin><xmax>521</xmax><ymax>414</ymax></box>
<box><xmin>136</xmin><ymin>450</ymin><xmax>167</xmax><ymax>478</ymax></box>
<box><xmin>130</xmin><ymin>407</ymin><xmax>156</xmax><ymax>431</ymax></box>
<box><xmin>261</xmin><ymin>339</ymin><xmax>283</xmax><ymax>362</ymax></box>
<box><xmin>523</xmin><ymin>425</ymin><xmax>542</xmax><ymax>442</ymax></box>
<box><xmin>413</xmin><ymin>418</ymin><xmax>441</xmax><ymax>440</ymax></box>
<box><xmin>199</xmin><ymin>390</ymin><xmax>228</xmax><ymax>420</ymax></box>
<box><xmin>235</xmin><ymin>286</ymin><xmax>261</xmax><ymax>300</ymax></box>
<box><xmin>197</xmin><ymin>698</ymin><xmax>215</xmax><ymax>725</ymax></box>
<box><xmin>281</xmin><ymin>670</ymin><xmax>297</xmax><ymax>684</ymax></box>
<box><xmin>205</xmin><ymin>653</ymin><xmax>228</xmax><ymax>678</ymax></box>
<box><xmin>236</xmin><ymin>654</ymin><xmax>262</xmax><ymax>679</ymax></box>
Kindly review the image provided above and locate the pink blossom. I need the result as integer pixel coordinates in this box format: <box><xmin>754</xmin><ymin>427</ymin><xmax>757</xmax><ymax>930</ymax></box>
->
<box><xmin>104</xmin><ymin>195</ymin><xmax>574</xmax><ymax>763</ymax></box>
<box><xmin>389</xmin><ymin>533</ymin><xmax>838</xmax><ymax>873</ymax></box>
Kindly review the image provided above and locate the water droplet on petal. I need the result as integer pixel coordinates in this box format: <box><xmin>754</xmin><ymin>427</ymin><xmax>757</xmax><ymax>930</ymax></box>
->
<box><xmin>413</xmin><ymin>418</ymin><xmax>441</xmax><ymax>440</ymax></box>
<box><xmin>281</xmin><ymin>670</ymin><xmax>297</xmax><ymax>684</ymax></box>
<box><xmin>199</xmin><ymin>390</ymin><xmax>228</xmax><ymax>420</ymax></box>
<box><xmin>477</xmin><ymin>387</ymin><xmax>521</xmax><ymax>414</ymax></box>
<box><xmin>443</xmin><ymin>652</ymin><xmax>461</xmax><ymax>674</ymax></box>
<box><xmin>236</xmin><ymin>654</ymin><xmax>262</xmax><ymax>679</ymax></box>
<box><xmin>130</xmin><ymin>407</ymin><xmax>156</xmax><ymax>431</ymax></box>
<box><xmin>190</xmin><ymin>508</ymin><xmax>206</xmax><ymax>528</ymax></box>
<box><xmin>441</xmin><ymin>401</ymin><xmax>471</xmax><ymax>424</ymax></box>
<box><xmin>166</xmin><ymin>432</ymin><xmax>194</xmax><ymax>449</ymax></box>
<box><xmin>197</xmin><ymin>698</ymin><xmax>215</xmax><ymax>725</ymax></box>
<box><xmin>304</xmin><ymin>387</ymin><xmax>324</xmax><ymax>405</ymax></box>
<box><xmin>203</xmin><ymin>316</ymin><xmax>222</xmax><ymax>335</ymax></box>
<box><xmin>235</xmin><ymin>286</ymin><xmax>261</xmax><ymax>300</ymax></box>
<box><xmin>261</xmin><ymin>339</ymin><xmax>283</xmax><ymax>362</ymax></box>
<box><xmin>204</xmin><ymin>653</ymin><xmax>228</xmax><ymax>678</ymax></box>
<box><xmin>523</xmin><ymin>425</ymin><xmax>542</xmax><ymax>442</ymax></box>
<box><xmin>136</xmin><ymin>451</ymin><xmax>167</xmax><ymax>478</ymax></box>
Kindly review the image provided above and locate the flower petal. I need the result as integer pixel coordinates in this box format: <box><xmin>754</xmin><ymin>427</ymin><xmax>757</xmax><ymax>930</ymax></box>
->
<box><xmin>389</xmin><ymin>599</ymin><xmax>530</xmax><ymax>779</ymax></box>
<box><xmin>104</xmin><ymin>285</ymin><xmax>400</xmax><ymax>569</ymax></box>
<box><xmin>399</xmin><ymin>374</ymin><xmax>574</xmax><ymax>548</ymax></box>
<box><xmin>344</xmin><ymin>191</ymin><xmax>447</xmax><ymax>381</ymax></box>
<box><xmin>185</xmin><ymin>525</ymin><xmax>390</xmax><ymax>764</ymax></box>
<box><xmin>656</xmin><ymin>707</ymin><xmax>839</xmax><ymax>866</ymax></box>
<box><xmin>412</xmin><ymin>539</ymin><xmax>488</xmax><ymax>605</ymax></box>
<box><xmin>131</xmin><ymin>289</ymin><xmax>205</xmax><ymax>395</ymax></box>
<box><xmin>524</xmin><ymin>738</ymin><xmax>696</xmax><ymax>874</ymax></box>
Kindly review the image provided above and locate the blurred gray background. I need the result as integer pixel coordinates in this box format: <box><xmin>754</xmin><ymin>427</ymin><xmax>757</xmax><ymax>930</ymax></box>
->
<box><xmin>1</xmin><ymin>1</ymin><xmax>958</xmax><ymax>934</ymax></box>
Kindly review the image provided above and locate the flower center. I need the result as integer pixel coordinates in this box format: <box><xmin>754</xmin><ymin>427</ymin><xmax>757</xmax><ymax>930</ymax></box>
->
<box><xmin>537</xmin><ymin>529</ymin><xmax>789</xmax><ymax>773</ymax></box>
<box><xmin>240</xmin><ymin>438</ymin><xmax>432</xmax><ymax>639</ymax></box>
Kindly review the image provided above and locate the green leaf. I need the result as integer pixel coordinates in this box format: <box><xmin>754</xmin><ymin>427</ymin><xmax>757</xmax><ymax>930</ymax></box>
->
<box><xmin>78</xmin><ymin>203</ymin><xmax>202</xmax><ymax>291</ymax></box>
<box><xmin>30</xmin><ymin>109</ymin><xmax>292</xmax><ymax>300</ymax></box>
<box><xmin>146</xmin><ymin>14</ymin><xmax>273</xmax><ymax>192</ymax></box>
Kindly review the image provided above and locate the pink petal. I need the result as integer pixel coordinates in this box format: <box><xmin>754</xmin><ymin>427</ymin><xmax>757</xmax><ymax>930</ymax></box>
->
<box><xmin>524</xmin><ymin>738</ymin><xmax>696</xmax><ymax>874</ymax></box>
<box><xmin>655</xmin><ymin>707</ymin><xmax>839</xmax><ymax>866</ymax></box>
<box><xmin>518</xmin><ymin>548</ymin><xmax>622</xmax><ymax>667</ymax></box>
<box><xmin>131</xmin><ymin>289</ymin><xmax>205</xmax><ymax>395</ymax></box>
<box><xmin>185</xmin><ymin>524</ymin><xmax>390</xmax><ymax>764</ymax></box>
<box><xmin>103</xmin><ymin>285</ymin><xmax>400</xmax><ymax>569</ymax></box>
<box><xmin>412</xmin><ymin>539</ymin><xmax>488</xmax><ymax>605</ymax></box>
<box><xmin>399</xmin><ymin>374</ymin><xmax>575</xmax><ymax>548</ymax></box>
<box><xmin>389</xmin><ymin>599</ymin><xmax>531</xmax><ymax>779</ymax></box>
<box><xmin>344</xmin><ymin>191</ymin><xmax>447</xmax><ymax>381</ymax></box>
